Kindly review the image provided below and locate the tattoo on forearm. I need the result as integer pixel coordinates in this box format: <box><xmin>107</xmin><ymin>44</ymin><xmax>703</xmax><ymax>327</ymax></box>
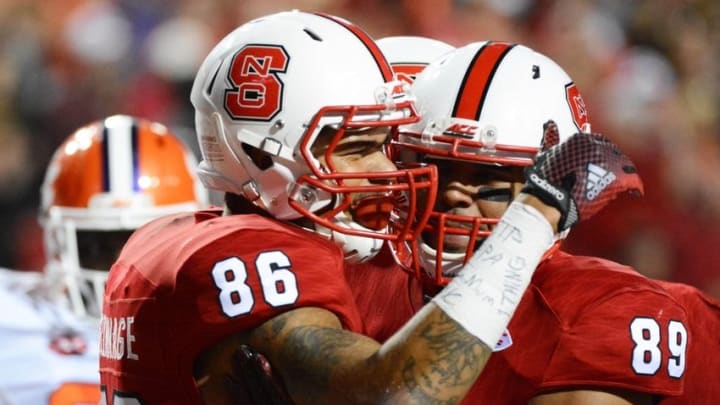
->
<box><xmin>279</xmin><ymin>326</ymin><xmax>359</xmax><ymax>386</ymax></box>
<box><xmin>402</xmin><ymin>311</ymin><xmax>488</xmax><ymax>404</ymax></box>
<box><xmin>251</xmin><ymin>310</ymin><xmax>488</xmax><ymax>403</ymax></box>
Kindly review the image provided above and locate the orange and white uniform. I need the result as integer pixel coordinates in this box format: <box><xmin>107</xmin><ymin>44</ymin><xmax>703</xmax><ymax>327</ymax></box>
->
<box><xmin>0</xmin><ymin>268</ymin><xmax>100</xmax><ymax>405</ymax></box>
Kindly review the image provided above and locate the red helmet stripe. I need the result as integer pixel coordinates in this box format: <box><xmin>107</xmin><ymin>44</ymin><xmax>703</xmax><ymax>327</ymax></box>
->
<box><xmin>453</xmin><ymin>42</ymin><xmax>515</xmax><ymax>120</ymax></box>
<box><xmin>314</xmin><ymin>12</ymin><xmax>394</xmax><ymax>82</ymax></box>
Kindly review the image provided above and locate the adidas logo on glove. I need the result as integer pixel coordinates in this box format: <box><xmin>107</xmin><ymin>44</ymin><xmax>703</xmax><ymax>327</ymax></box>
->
<box><xmin>586</xmin><ymin>163</ymin><xmax>616</xmax><ymax>200</ymax></box>
<box><xmin>528</xmin><ymin>172</ymin><xmax>565</xmax><ymax>201</ymax></box>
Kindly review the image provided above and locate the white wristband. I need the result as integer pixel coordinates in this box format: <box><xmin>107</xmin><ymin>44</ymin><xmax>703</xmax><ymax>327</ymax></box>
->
<box><xmin>432</xmin><ymin>201</ymin><xmax>554</xmax><ymax>348</ymax></box>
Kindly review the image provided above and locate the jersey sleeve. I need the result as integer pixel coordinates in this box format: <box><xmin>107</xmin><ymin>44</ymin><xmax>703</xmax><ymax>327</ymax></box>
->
<box><xmin>100</xmin><ymin>215</ymin><xmax>365</xmax><ymax>404</ymax></box>
<box><xmin>540</xmin><ymin>288</ymin><xmax>688</xmax><ymax>397</ymax></box>
<box><xmin>177</xmin><ymin>226</ymin><xmax>363</xmax><ymax>334</ymax></box>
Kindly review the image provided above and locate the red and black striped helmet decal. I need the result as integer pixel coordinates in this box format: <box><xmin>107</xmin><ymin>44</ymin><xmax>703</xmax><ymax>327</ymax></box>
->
<box><xmin>314</xmin><ymin>12</ymin><xmax>394</xmax><ymax>82</ymax></box>
<box><xmin>452</xmin><ymin>42</ymin><xmax>516</xmax><ymax>120</ymax></box>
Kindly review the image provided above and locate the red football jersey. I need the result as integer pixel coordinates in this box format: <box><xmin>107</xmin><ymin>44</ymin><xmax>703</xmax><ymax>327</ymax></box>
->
<box><xmin>344</xmin><ymin>244</ymin><xmax>425</xmax><ymax>343</ymax></box>
<box><xmin>656</xmin><ymin>281</ymin><xmax>720</xmax><ymax>404</ymax></box>
<box><xmin>347</xmin><ymin>250</ymin><xmax>689</xmax><ymax>403</ymax></box>
<box><xmin>99</xmin><ymin>210</ymin><xmax>362</xmax><ymax>405</ymax></box>
<box><xmin>461</xmin><ymin>251</ymin><xmax>688</xmax><ymax>404</ymax></box>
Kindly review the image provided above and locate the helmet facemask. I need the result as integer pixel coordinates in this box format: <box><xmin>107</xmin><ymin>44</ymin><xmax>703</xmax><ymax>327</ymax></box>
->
<box><xmin>243</xmin><ymin>96</ymin><xmax>439</xmax><ymax>264</ymax></box>
<box><xmin>391</xmin><ymin>141</ymin><xmax>528</xmax><ymax>285</ymax></box>
<box><xmin>42</xmin><ymin>212</ymin><xmax>133</xmax><ymax>319</ymax></box>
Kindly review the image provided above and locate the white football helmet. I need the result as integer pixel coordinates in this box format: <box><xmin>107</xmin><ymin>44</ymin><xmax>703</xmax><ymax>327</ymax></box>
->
<box><xmin>190</xmin><ymin>11</ymin><xmax>437</xmax><ymax>263</ymax></box>
<box><xmin>395</xmin><ymin>41</ymin><xmax>590</xmax><ymax>285</ymax></box>
<box><xmin>40</xmin><ymin>115</ymin><xmax>208</xmax><ymax>320</ymax></box>
<box><xmin>377</xmin><ymin>35</ymin><xmax>455</xmax><ymax>84</ymax></box>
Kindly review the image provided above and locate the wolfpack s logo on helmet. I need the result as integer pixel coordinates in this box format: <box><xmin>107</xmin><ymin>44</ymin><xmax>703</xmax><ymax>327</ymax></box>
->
<box><xmin>566</xmin><ymin>83</ymin><xmax>588</xmax><ymax>130</ymax></box>
<box><xmin>394</xmin><ymin>41</ymin><xmax>591</xmax><ymax>285</ymax></box>
<box><xmin>191</xmin><ymin>11</ymin><xmax>437</xmax><ymax>264</ymax></box>
<box><xmin>224</xmin><ymin>44</ymin><xmax>289</xmax><ymax>121</ymax></box>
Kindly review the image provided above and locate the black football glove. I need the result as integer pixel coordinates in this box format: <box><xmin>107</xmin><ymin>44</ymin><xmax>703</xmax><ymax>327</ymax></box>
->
<box><xmin>521</xmin><ymin>132</ymin><xmax>644</xmax><ymax>232</ymax></box>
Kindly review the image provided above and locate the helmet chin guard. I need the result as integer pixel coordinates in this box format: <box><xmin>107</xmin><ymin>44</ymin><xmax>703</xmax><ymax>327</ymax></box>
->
<box><xmin>313</xmin><ymin>212</ymin><xmax>385</xmax><ymax>264</ymax></box>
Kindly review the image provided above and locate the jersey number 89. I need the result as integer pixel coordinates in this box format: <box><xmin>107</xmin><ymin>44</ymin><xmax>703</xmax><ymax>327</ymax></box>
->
<box><xmin>630</xmin><ymin>317</ymin><xmax>687</xmax><ymax>378</ymax></box>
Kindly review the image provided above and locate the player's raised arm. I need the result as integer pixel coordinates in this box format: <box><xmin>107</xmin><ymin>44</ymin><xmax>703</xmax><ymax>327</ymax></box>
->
<box><xmin>224</xmin><ymin>131</ymin><xmax>641</xmax><ymax>404</ymax></box>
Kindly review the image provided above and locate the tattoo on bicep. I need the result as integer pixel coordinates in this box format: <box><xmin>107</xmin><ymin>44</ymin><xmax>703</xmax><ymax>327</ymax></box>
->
<box><xmin>252</xmin><ymin>313</ymin><xmax>289</xmax><ymax>343</ymax></box>
<box><xmin>269</xmin><ymin>315</ymin><xmax>287</xmax><ymax>338</ymax></box>
<box><xmin>279</xmin><ymin>326</ymin><xmax>359</xmax><ymax>386</ymax></box>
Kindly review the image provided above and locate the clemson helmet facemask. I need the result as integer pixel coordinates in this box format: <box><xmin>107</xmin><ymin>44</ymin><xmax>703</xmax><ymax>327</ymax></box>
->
<box><xmin>394</xmin><ymin>41</ymin><xmax>590</xmax><ymax>285</ymax></box>
<box><xmin>190</xmin><ymin>10</ymin><xmax>437</xmax><ymax>264</ymax></box>
<box><xmin>40</xmin><ymin>115</ymin><xmax>208</xmax><ymax>320</ymax></box>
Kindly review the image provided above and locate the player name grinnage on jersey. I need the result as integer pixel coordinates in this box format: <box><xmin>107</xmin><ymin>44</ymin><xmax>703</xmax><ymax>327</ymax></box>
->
<box><xmin>99</xmin><ymin>315</ymin><xmax>139</xmax><ymax>361</ymax></box>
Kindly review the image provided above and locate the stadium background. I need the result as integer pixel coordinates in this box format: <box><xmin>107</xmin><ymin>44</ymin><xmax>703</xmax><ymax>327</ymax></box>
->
<box><xmin>0</xmin><ymin>0</ymin><xmax>718</xmax><ymax>297</ymax></box>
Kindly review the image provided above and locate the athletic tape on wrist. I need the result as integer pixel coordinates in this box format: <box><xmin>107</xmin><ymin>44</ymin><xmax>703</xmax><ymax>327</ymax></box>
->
<box><xmin>432</xmin><ymin>201</ymin><xmax>554</xmax><ymax>348</ymax></box>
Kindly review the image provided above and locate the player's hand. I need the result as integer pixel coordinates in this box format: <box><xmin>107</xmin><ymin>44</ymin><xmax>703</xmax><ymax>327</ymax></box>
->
<box><xmin>521</xmin><ymin>132</ymin><xmax>643</xmax><ymax>232</ymax></box>
<box><xmin>228</xmin><ymin>344</ymin><xmax>295</xmax><ymax>405</ymax></box>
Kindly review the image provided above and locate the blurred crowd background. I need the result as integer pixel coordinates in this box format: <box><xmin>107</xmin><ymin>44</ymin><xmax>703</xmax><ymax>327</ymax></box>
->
<box><xmin>0</xmin><ymin>0</ymin><xmax>718</xmax><ymax>297</ymax></box>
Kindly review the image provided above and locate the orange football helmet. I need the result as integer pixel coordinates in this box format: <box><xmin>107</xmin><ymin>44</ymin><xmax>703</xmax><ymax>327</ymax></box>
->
<box><xmin>40</xmin><ymin>115</ymin><xmax>208</xmax><ymax>320</ymax></box>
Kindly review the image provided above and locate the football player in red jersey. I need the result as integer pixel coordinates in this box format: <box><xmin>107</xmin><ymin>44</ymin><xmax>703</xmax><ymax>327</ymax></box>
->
<box><xmin>387</xmin><ymin>40</ymin><xmax>689</xmax><ymax>404</ymax></box>
<box><xmin>99</xmin><ymin>11</ymin><xmax>641</xmax><ymax>405</ymax></box>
